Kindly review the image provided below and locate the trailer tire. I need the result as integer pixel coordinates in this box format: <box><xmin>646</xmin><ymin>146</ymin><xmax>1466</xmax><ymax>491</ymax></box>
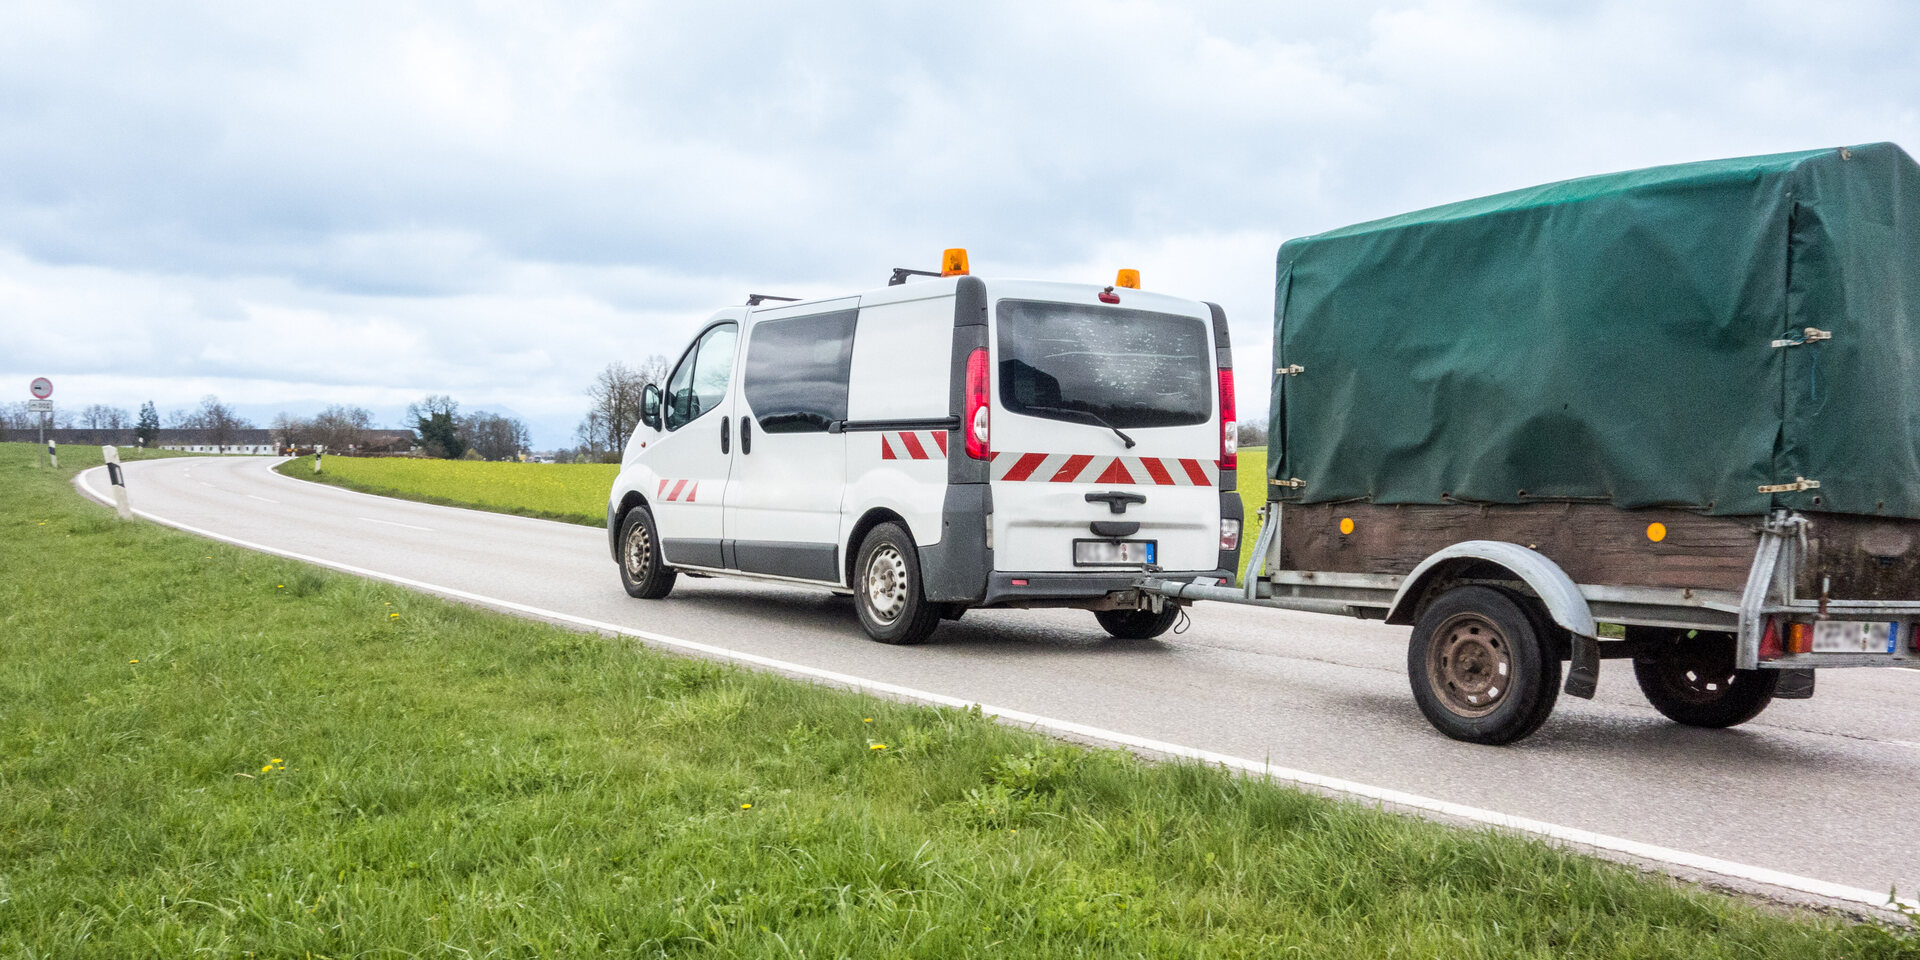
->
<box><xmin>1407</xmin><ymin>586</ymin><xmax>1561</xmax><ymax>745</ymax></box>
<box><xmin>1093</xmin><ymin>606</ymin><xmax>1181</xmax><ymax>640</ymax></box>
<box><xmin>617</xmin><ymin>506</ymin><xmax>677</xmax><ymax>600</ymax></box>
<box><xmin>1631</xmin><ymin>629</ymin><xmax>1778</xmax><ymax>728</ymax></box>
<box><xmin>854</xmin><ymin>522</ymin><xmax>941</xmax><ymax>645</ymax></box>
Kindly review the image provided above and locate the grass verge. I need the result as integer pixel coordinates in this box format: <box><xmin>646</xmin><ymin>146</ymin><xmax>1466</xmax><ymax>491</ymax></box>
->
<box><xmin>5</xmin><ymin>442</ymin><xmax>1915</xmax><ymax>957</ymax></box>
<box><xmin>276</xmin><ymin>455</ymin><xmax>617</xmax><ymax>526</ymax></box>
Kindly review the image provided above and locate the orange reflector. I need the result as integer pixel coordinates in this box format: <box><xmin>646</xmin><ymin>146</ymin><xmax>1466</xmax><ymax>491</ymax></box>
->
<box><xmin>1338</xmin><ymin>517</ymin><xmax>1354</xmax><ymax>535</ymax></box>
<box><xmin>941</xmin><ymin>248</ymin><xmax>970</xmax><ymax>277</ymax></box>
<box><xmin>1115</xmin><ymin>269</ymin><xmax>1140</xmax><ymax>289</ymax></box>
<box><xmin>1787</xmin><ymin>622</ymin><xmax>1812</xmax><ymax>655</ymax></box>
<box><xmin>1646</xmin><ymin>522</ymin><xmax>1667</xmax><ymax>542</ymax></box>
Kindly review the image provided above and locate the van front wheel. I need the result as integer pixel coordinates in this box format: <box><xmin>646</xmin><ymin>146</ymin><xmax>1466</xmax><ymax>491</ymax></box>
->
<box><xmin>854</xmin><ymin>522</ymin><xmax>941</xmax><ymax>645</ymax></box>
<box><xmin>618</xmin><ymin>506</ymin><xmax>677</xmax><ymax>600</ymax></box>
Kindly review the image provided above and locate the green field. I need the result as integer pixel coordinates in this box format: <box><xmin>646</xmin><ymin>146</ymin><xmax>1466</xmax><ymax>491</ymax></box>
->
<box><xmin>277</xmin><ymin>448</ymin><xmax>1272</xmax><ymax>552</ymax></box>
<box><xmin>5</xmin><ymin>441</ymin><xmax>1916</xmax><ymax>956</ymax></box>
<box><xmin>283</xmin><ymin>455</ymin><xmax>619</xmax><ymax>525</ymax></box>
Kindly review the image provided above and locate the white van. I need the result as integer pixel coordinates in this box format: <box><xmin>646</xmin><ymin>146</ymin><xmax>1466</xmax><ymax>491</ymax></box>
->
<box><xmin>606</xmin><ymin>252</ymin><xmax>1242</xmax><ymax>644</ymax></box>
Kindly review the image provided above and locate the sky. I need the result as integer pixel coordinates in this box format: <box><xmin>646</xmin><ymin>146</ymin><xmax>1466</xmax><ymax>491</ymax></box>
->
<box><xmin>2</xmin><ymin>1</ymin><xmax>1916</xmax><ymax>448</ymax></box>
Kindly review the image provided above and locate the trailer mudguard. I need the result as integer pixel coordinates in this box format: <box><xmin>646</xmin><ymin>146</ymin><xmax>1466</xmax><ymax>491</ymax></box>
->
<box><xmin>1387</xmin><ymin>541</ymin><xmax>1602</xmax><ymax>699</ymax></box>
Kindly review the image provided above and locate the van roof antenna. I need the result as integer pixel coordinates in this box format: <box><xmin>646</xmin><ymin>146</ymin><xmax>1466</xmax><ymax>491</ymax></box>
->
<box><xmin>746</xmin><ymin>294</ymin><xmax>800</xmax><ymax>306</ymax></box>
<box><xmin>888</xmin><ymin>267</ymin><xmax>942</xmax><ymax>286</ymax></box>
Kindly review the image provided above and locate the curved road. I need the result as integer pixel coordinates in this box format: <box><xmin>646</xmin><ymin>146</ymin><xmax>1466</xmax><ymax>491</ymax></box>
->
<box><xmin>80</xmin><ymin>456</ymin><xmax>1920</xmax><ymax>912</ymax></box>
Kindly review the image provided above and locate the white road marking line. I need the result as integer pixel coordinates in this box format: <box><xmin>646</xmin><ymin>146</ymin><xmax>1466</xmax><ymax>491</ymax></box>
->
<box><xmin>358</xmin><ymin>516</ymin><xmax>432</xmax><ymax>532</ymax></box>
<box><xmin>247</xmin><ymin>494</ymin><xmax>279</xmax><ymax>504</ymax></box>
<box><xmin>68</xmin><ymin>466</ymin><xmax>1920</xmax><ymax>915</ymax></box>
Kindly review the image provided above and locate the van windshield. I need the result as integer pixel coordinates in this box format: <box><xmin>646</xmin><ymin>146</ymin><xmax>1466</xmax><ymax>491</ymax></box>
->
<box><xmin>996</xmin><ymin>300</ymin><xmax>1212</xmax><ymax>429</ymax></box>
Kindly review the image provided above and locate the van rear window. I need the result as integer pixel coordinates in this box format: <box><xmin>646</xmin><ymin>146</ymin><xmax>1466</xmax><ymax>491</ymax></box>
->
<box><xmin>996</xmin><ymin>300</ymin><xmax>1212</xmax><ymax>429</ymax></box>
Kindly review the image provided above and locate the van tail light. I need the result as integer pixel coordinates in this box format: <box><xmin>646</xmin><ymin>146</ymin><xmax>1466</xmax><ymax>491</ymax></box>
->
<box><xmin>964</xmin><ymin>347</ymin><xmax>990</xmax><ymax>460</ymax></box>
<box><xmin>1218</xmin><ymin>367</ymin><xmax>1237</xmax><ymax>470</ymax></box>
<box><xmin>1758</xmin><ymin>617</ymin><xmax>1783</xmax><ymax>660</ymax></box>
<box><xmin>1220</xmin><ymin>518</ymin><xmax>1241</xmax><ymax>551</ymax></box>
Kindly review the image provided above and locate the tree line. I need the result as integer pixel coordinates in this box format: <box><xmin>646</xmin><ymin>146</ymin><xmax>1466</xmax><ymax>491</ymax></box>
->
<box><xmin>568</xmin><ymin>356</ymin><xmax>668</xmax><ymax>462</ymax></box>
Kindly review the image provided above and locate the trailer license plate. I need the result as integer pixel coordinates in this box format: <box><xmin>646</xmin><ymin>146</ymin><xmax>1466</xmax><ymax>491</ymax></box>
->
<box><xmin>1811</xmin><ymin>620</ymin><xmax>1898</xmax><ymax>653</ymax></box>
<box><xmin>1074</xmin><ymin>540</ymin><xmax>1155</xmax><ymax>566</ymax></box>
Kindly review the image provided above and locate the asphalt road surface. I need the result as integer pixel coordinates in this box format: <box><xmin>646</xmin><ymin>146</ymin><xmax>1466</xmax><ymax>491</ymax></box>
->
<box><xmin>80</xmin><ymin>456</ymin><xmax>1920</xmax><ymax>912</ymax></box>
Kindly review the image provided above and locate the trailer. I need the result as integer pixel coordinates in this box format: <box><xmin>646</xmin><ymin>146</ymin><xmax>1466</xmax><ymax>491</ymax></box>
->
<box><xmin>1146</xmin><ymin>142</ymin><xmax>1920</xmax><ymax>744</ymax></box>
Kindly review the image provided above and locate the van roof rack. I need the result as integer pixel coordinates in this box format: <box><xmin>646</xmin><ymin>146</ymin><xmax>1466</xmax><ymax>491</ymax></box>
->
<box><xmin>888</xmin><ymin>267</ymin><xmax>942</xmax><ymax>286</ymax></box>
<box><xmin>746</xmin><ymin>294</ymin><xmax>801</xmax><ymax>306</ymax></box>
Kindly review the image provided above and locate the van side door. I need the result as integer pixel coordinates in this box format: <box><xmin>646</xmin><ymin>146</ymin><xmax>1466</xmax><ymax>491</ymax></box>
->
<box><xmin>720</xmin><ymin>299</ymin><xmax>858</xmax><ymax>583</ymax></box>
<box><xmin>649</xmin><ymin>321</ymin><xmax>739</xmax><ymax>568</ymax></box>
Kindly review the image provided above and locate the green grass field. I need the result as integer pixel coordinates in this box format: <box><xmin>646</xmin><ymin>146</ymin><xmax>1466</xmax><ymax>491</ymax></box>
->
<box><xmin>282</xmin><ymin>455</ymin><xmax>619</xmax><ymax>525</ymax></box>
<box><xmin>4</xmin><ymin>441</ymin><xmax>1916</xmax><ymax>956</ymax></box>
<box><xmin>276</xmin><ymin>448</ymin><xmax>1271</xmax><ymax>548</ymax></box>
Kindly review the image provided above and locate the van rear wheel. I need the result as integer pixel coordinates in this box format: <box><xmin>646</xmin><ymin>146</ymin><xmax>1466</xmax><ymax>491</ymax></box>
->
<box><xmin>1631</xmin><ymin>629</ymin><xmax>1777</xmax><ymax>728</ymax></box>
<box><xmin>618</xmin><ymin>505</ymin><xmax>677</xmax><ymax>600</ymax></box>
<box><xmin>1093</xmin><ymin>606</ymin><xmax>1181</xmax><ymax>640</ymax></box>
<box><xmin>1407</xmin><ymin>586</ymin><xmax>1560</xmax><ymax>745</ymax></box>
<box><xmin>854</xmin><ymin>522</ymin><xmax>941</xmax><ymax>645</ymax></box>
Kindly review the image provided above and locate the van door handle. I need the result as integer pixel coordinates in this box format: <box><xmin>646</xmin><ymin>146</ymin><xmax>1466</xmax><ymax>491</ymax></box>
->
<box><xmin>740</xmin><ymin>416</ymin><xmax>752</xmax><ymax>455</ymax></box>
<box><xmin>721</xmin><ymin>416</ymin><xmax>730</xmax><ymax>454</ymax></box>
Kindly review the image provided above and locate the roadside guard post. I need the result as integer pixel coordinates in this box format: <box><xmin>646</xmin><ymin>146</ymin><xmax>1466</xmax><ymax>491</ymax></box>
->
<box><xmin>314</xmin><ymin>445</ymin><xmax>324</xmax><ymax>474</ymax></box>
<box><xmin>101</xmin><ymin>446</ymin><xmax>133</xmax><ymax>520</ymax></box>
<box><xmin>47</xmin><ymin>438</ymin><xmax>57</xmax><ymax>469</ymax></box>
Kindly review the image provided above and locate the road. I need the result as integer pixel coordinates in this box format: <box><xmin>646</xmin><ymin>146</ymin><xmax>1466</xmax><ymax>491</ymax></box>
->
<box><xmin>80</xmin><ymin>455</ymin><xmax>1920</xmax><ymax>912</ymax></box>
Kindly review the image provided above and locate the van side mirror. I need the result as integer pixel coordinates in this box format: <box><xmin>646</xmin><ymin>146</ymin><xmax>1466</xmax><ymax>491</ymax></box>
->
<box><xmin>641</xmin><ymin>383</ymin><xmax>663</xmax><ymax>430</ymax></box>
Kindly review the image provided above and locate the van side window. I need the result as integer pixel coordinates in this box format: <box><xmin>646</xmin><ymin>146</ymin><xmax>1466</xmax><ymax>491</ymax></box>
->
<box><xmin>742</xmin><ymin>309</ymin><xmax>857</xmax><ymax>433</ymax></box>
<box><xmin>665</xmin><ymin>322</ymin><xmax>739</xmax><ymax>431</ymax></box>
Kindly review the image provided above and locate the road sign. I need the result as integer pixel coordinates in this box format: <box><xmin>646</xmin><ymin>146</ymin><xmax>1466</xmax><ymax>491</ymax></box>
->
<box><xmin>29</xmin><ymin>377</ymin><xmax>52</xmax><ymax>399</ymax></box>
<box><xmin>28</xmin><ymin>399</ymin><xmax>53</xmax><ymax>412</ymax></box>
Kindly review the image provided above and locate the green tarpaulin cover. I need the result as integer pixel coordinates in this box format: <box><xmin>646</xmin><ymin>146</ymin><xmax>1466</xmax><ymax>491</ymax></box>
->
<box><xmin>1271</xmin><ymin>142</ymin><xmax>1920</xmax><ymax>519</ymax></box>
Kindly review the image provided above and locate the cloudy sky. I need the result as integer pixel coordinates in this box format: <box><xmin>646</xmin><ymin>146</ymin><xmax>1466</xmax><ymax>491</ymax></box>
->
<box><xmin>3</xmin><ymin>1</ymin><xmax>1916</xmax><ymax>447</ymax></box>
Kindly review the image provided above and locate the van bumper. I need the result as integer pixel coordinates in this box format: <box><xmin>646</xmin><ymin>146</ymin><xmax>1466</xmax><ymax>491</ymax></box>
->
<box><xmin>982</xmin><ymin>569</ymin><xmax>1235</xmax><ymax>608</ymax></box>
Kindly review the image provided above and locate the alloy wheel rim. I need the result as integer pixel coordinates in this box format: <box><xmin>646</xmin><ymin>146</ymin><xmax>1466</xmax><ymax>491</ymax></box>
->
<box><xmin>1428</xmin><ymin>613</ymin><xmax>1511</xmax><ymax>718</ymax></box>
<box><xmin>864</xmin><ymin>545</ymin><xmax>909</xmax><ymax>623</ymax></box>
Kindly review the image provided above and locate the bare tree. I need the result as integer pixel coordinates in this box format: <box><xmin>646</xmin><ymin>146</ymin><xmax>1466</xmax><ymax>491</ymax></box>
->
<box><xmin>460</xmin><ymin>411</ymin><xmax>532</xmax><ymax>461</ymax></box>
<box><xmin>0</xmin><ymin>401</ymin><xmax>30</xmax><ymax>430</ymax></box>
<box><xmin>576</xmin><ymin>356</ymin><xmax>668</xmax><ymax>462</ymax></box>
<box><xmin>272</xmin><ymin>412</ymin><xmax>314</xmax><ymax>451</ymax></box>
<box><xmin>310</xmin><ymin>404</ymin><xmax>374</xmax><ymax>452</ymax></box>
<box><xmin>80</xmin><ymin>404</ymin><xmax>130</xmax><ymax>431</ymax></box>
<box><xmin>176</xmin><ymin>395</ymin><xmax>255</xmax><ymax>452</ymax></box>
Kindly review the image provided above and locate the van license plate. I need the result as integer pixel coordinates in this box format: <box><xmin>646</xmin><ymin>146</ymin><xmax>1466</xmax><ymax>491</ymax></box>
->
<box><xmin>1074</xmin><ymin>539</ymin><xmax>1155</xmax><ymax>566</ymax></box>
<box><xmin>1811</xmin><ymin>620</ymin><xmax>1898</xmax><ymax>653</ymax></box>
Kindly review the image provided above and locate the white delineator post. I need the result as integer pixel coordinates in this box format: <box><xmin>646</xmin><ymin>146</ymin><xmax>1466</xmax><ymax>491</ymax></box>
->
<box><xmin>102</xmin><ymin>445</ymin><xmax>133</xmax><ymax>520</ymax></box>
<box><xmin>313</xmin><ymin>444</ymin><xmax>324</xmax><ymax>473</ymax></box>
<box><xmin>47</xmin><ymin>438</ymin><xmax>57</xmax><ymax>469</ymax></box>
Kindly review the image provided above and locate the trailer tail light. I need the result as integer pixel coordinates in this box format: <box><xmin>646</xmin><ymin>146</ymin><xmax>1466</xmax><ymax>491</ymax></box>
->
<box><xmin>1787</xmin><ymin>622</ymin><xmax>1813</xmax><ymax>655</ymax></box>
<box><xmin>1220</xmin><ymin>518</ymin><xmax>1241</xmax><ymax>551</ymax></box>
<box><xmin>964</xmin><ymin>347</ymin><xmax>990</xmax><ymax>460</ymax></box>
<box><xmin>1218</xmin><ymin>367</ymin><xmax>1237</xmax><ymax>470</ymax></box>
<box><xmin>1758</xmin><ymin>617</ymin><xmax>1783</xmax><ymax>660</ymax></box>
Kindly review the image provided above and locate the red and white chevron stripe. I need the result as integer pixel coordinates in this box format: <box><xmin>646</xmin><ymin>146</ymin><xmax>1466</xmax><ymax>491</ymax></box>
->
<box><xmin>655</xmin><ymin>478</ymin><xmax>700</xmax><ymax>502</ymax></box>
<box><xmin>991</xmin><ymin>452</ymin><xmax>1217</xmax><ymax>486</ymax></box>
<box><xmin>880</xmin><ymin>431</ymin><xmax>947</xmax><ymax>460</ymax></box>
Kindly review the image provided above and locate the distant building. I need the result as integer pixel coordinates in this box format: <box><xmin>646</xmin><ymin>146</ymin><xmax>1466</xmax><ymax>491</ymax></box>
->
<box><xmin>1</xmin><ymin>427</ymin><xmax>278</xmax><ymax>455</ymax></box>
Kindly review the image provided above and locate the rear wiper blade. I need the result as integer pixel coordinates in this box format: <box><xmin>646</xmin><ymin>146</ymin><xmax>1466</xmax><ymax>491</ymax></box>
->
<box><xmin>1023</xmin><ymin>405</ymin><xmax>1135</xmax><ymax>449</ymax></box>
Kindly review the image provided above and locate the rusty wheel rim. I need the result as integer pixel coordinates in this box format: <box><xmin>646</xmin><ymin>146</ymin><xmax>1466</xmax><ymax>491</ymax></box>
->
<box><xmin>1427</xmin><ymin>613</ymin><xmax>1512</xmax><ymax>719</ymax></box>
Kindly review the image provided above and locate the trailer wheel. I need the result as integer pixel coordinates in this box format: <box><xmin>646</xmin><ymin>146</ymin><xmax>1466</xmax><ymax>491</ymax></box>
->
<box><xmin>854</xmin><ymin>522</ymin><xmax>941</xmax><ymax>645</ymax></box>
<box><xmin>618</xmin><ymin>505</ymin><xmax>677</xmax><ymax>600</ymax></box>
<box><xmin>1631</xmin><ymin>629</ymin><xmax>1778</xmax><ymax>728</ymax></box>
<box><xmin>1407</xmin><ymin>586</ymin><xmax>1561</xmax><ymax>745</ymax></box>
<box><xmin>1093</xmin><ymin>605</ymin><xmax>1181</xmax><ymax>640</ymax></box>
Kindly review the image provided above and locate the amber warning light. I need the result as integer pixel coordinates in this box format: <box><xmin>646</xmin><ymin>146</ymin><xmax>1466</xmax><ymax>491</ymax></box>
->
<box><xmin>1115</xmin><ymin>269</ymin><xmax>1140</xmax><ymax>289</ymax></box>
<box><xmin>941</xmin><ymin>248</ymin><xmax>970</xmax><ymax>277</ymax></box>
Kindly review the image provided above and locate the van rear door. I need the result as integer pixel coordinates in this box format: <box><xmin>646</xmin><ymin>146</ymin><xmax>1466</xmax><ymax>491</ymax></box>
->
<box><xmin>987</xmin><ymin>283</ymin><xmax>1222</xmax><ymax>574</ymax></box>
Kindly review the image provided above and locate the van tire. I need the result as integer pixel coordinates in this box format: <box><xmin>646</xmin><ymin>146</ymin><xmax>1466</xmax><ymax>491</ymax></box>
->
<box><xmin>853</xmin><ymin>522</ymin><xmax>940</xmax><ymax>645</ymax></box>
<box><xmin>1407</xmin><ymin>586</ymin><xmax>1560</xmax><ymax>745</ymax></box>
<box><xmin>1631</xmin><ymin>630</ymin><xmax>1778</xmax><ymax>728</ymax></box>
<box><xmin>1093</xmin><ymin>606</ymin><xmax>1181</xmax><ymax>639</ymax></box>
<box><xmin>618</xmin><ymin>506</ymin><xmax>677</xmax><ymax>600</ymax></box>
